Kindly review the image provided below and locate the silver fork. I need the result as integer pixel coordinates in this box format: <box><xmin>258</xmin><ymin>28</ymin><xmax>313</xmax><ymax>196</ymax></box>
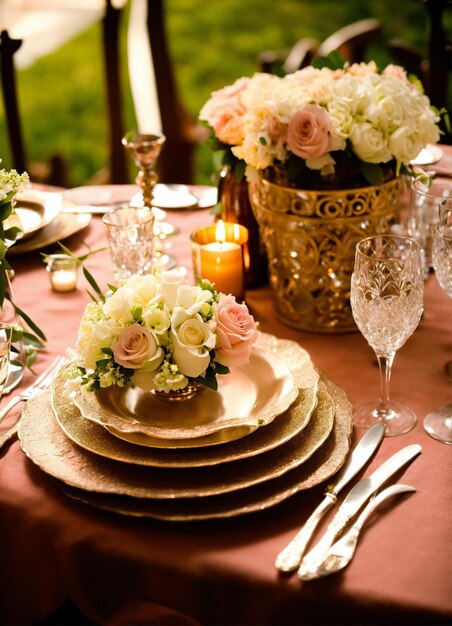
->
<box><xmin>0</xmin><ymin>355</ymin><xmax>67</xmax><ymax>449</ymax></box>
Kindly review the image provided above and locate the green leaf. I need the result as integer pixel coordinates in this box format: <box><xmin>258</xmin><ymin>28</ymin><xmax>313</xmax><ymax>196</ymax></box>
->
<box><xmin>85</xmin><ymin>288</ymin><xmax>99</xmax><ymax>303</ymax></box>
<box><xmin>360</xmin><ymin>162</ymin><xmax>384</xmax><ymax>186</ymax></box>
<box><xmin>234</xmin><ymin>159</ymin><xmax>246</xmax><ymax>181</ymax></box>
<box><xmin>312</xmin><ymin>50</ymin><xmax>345</xmax><ymax>71</ymax></box>
<box><xmin>12</xmin><ymin>303</ymin><xmax>47</xmax><ymax>341</ymax></box>
<box><xmin>214</xmin><ymin>361</ymin><xmax>230</xmax><ymax>375</ymax></box>
<box><xmin>18</xmin><ymin>330</ymin><xmax>45</xmax><ymax>349</ymax></box>
<box><xmin>83</xmin><ymin>266</ymin><xmax>105</xmax><ymax>302</ymax></box>
<box><xmin>101</xmin><ymin>347</ymin><xmax>113</xmax><ymax>356</ymax></box>
<box><xmin>107</xmin><ymin>283</ymin><xmax>118</xmax><ymax>293</ymax></box>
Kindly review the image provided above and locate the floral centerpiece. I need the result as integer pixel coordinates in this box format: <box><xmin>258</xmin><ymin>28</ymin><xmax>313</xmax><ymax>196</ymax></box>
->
<box><xmin>199</xmin><ymin>59</ymin><xmax>442</xmax><ymax>188</ymax></box>
<box><xmin>199</xmin><ymin>59</ymin><xmax>444</xmax><ymax>333</ymax></box>
<box><xmin>0</xmin><ymin>163</ymin><xmax>29</xmax><ymax>302</ymax></box>
<box><xmin>69</xmin><ymin>271</ymin><xmax>258</xmax><ymax>396</ymax></box>
<box><xmin>0</xmin><ymin>162</ymin><xmax>46</xmax><ymax>364</ymax></box>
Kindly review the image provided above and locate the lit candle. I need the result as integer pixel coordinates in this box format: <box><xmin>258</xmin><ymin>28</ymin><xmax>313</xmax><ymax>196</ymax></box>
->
<box><xmin>51</xmin><ymin>270</ymin><xmax>78</xmax><ymax>292</ymax></box>
<box><xmin>47</xmin><ymin>254</ymin><xmax>79</xmax><ymax>293</ymax></box>
<box><xmin>191</xmin><ymin>221</ymin><xmax>248</xmax><ymax>300</ymax></box>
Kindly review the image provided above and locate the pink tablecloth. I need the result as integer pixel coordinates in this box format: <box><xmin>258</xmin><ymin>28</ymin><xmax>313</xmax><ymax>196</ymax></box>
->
<box><xmin>0</xmin><ymin>154</ymin><xmax>451</xmax><ymax>625</ymax></box>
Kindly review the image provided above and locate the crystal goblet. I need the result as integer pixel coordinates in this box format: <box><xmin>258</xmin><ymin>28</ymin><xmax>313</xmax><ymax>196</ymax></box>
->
<box><xmin>122</xmin><ymin>131</ymin><xmax>177</xmax><ymax>271</ymax></box>
<box><xmin>408</xmin><ymin>176</ymin><xmax>452</xmax><ymax>276</ymax></box>
<box><xmin>351</xmin><ymin>235</ymin><xmax>424</xmax><ymax>436</ymax></box>
<box><xmin>423</xmin><ymin>198</ymin><xmax>452</xmax><ymax>444</ymax></box>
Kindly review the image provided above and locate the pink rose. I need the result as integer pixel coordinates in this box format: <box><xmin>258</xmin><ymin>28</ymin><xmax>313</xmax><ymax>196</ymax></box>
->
<box><xmin>287</xmin><ymin>104</ymin><xmax>333</xmax><ymax>159</ymax></box>
<box><xmin>113</xmin><ymin>323</ymin><xmax>162</xmax><ymax>370</ymax></box>
<box><xmin>215</xmin><ymin>295</ymin><xmax>258</xmax><ymax>368</ymax></box>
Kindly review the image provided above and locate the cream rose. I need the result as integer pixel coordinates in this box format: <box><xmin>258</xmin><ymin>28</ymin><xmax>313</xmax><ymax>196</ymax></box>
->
<box><xmin>112</xmin><ymin>323</ymin><xmax>163</xmax><ymax>370</ymax></box>
<box><xmin>214</xmin><ymin>295</ymin><xmax>258</xmax><ymax>368</ymax></box>
<box><xmin>170</xmin><ymin>310</ymin><xmax>216</xmax><ymax>378</ymax></box>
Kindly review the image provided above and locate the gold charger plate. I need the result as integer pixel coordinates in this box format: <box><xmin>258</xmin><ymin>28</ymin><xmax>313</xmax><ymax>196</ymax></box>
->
<box><xmin>52</xmin><ymin>372</ymin><xmax>317</xmax><ymax>467</ymax></box>
<box><xmin>73</xmin><ymin>347</ymin><xmax>298</xmax><ymax>442</ymax></box>
<box><xmin>8</xmin><ymin>211</ymin><xmax>91</xmax><ymax>254</ymax></box>
<box><xmin>6</xmin><ymin>189</ymin><xmax>62</xmax><ymax>241</ymax></box>
<box><xmin>19</xmin><ymin>381</ymin><xmax>333</xmax><ymax>499</ymax></box>
<box><xmin>51</xmin><ymin>374</ymin><xmax>353</xmax><ymax>521</ymax></box>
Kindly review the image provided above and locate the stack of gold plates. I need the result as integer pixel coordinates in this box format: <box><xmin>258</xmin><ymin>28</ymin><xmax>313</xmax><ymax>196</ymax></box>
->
<box><xmin>8</xmin><ymin>190</ymin><xmax>91</xmax><ymax>255</ymax></box>
<box><xmin>18</xmin><ymin>332</ymin><xmax>353</xmax><ymax>521</ymax></box>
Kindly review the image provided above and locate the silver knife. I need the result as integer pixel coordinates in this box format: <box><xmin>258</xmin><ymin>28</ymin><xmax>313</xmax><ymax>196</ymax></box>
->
<box><xmin>297</xmin><ymin>443</ymin><xmax>422</xmax><ymax>578</ymax></box>
<box><xmin>275</xmin><ymin>423</ymin><xmax>386</xmax><ymax>573</ymax></box>
<box><xmin>300</xmin><ymin>483</ymin><xmax>416</xmax><ymax>580</ymax></box>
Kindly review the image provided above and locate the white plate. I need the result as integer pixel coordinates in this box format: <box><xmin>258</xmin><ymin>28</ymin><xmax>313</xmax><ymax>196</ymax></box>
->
<box><xmin>63</xmin><ymin>184</ymin><xmax>217</xmax><ymax>212</ymax></box>
<box><xmin>410</xmin><ymin>144</ymin><xmax>444</xmax><ymax>166</ymax></box>
<box><xmin>63</xmin><ymin>185</ymin><xmax>137</xmax><ymax>206</ymax></box>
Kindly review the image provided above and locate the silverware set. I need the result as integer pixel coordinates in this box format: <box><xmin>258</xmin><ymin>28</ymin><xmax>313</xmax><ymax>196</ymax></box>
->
<box><xmin>0</xmin><ymin>355</ymin><xmax>67</xmax><ymax>450</ymax></box>
<box><xmin>275</xmin><ymin>424</ymin><xmax>421</xmax><ymax>579</ymax></box>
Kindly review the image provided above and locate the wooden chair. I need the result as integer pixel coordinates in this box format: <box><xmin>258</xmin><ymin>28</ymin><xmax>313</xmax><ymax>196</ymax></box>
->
<box><xmin>259</xmin><ymin>19</ymin><xmax>383</xmax><ymax>75</ymax></box>
<box><xmin>316</xmin><ymin>18</ymin><xmax>383</xmax><ymax>64</ymax></box>
<box><xmin>0</xmin><ymin>29</ymin><xmax>68</xmax><ymax>185</ymax></box>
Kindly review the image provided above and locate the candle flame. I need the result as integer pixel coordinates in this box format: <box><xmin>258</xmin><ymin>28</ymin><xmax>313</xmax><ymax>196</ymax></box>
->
<box><xmin>233</xmin><ymin>223</ymin><xmax>240</xmax><ymax>241</ymax></box>
<box><xmin>216</xmin><ymin>219</ymin><xmax>226</xmax><ymax>244</ymax></box>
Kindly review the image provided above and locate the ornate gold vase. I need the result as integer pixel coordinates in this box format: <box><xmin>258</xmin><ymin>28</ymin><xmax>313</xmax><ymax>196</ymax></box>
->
<box><xmin>248</xmin><ymin>175</ymin><xmax>403</xmax><ymax>333</ymax></box>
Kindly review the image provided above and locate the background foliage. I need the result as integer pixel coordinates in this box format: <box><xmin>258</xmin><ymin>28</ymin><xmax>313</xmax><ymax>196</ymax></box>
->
<box><xmin>0</xmin><ymin>0</ymin><xmax>447</xmax><ymax>187</ymax></box>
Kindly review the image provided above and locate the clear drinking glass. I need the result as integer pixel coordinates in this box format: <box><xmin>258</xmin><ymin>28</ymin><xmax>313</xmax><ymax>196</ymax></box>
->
<box><xmin>423</xmin><ymin>198</ymin><xmax>452</xmax><ymax>444</ymax></box>
<box><xmin>408</xmin><ymin>177</ymin><xmax>452</xmax><ymax>276</ymax></box>
<box><xmin>351</xmin><ymin>235</ymin><xmax>424</xmax><ymax>436</ymax></box>
<box><xmin>102</xmin><ymin>205</ymin><xmax>155</xmax><ymax>281</ymax></box>
<box><xmin>0</xmin><ymin>322</ymin><xmax>13</xmax><ymax>398</ymax></box>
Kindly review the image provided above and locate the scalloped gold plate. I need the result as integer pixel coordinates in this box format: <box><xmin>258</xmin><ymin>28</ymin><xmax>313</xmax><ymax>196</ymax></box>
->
<box><xmin>43</xmin><ymin>373</ymin><xmax>352</xmax><ymax>521</ymax></box>
<box><xmin>72</xmin><ymin>347</ymin><xmax>298</xmax><ymax>442</ymax></box>
<box><xmin>19</xmin><ymin>381</ymin><xmax>334</xmax><ymax>499</ymax></box>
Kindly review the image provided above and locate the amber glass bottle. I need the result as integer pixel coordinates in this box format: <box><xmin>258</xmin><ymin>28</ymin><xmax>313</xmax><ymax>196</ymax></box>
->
<box><xmin>218</xmin><ymin>166</ymin><xmax>268</xmax><ymax>289</ymax></box>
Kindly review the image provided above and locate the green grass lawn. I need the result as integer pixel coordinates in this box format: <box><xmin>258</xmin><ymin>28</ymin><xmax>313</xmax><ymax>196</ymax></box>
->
<box><xmin>0</xmin><ymin>0</ymin><xmax>439</xmax><ymax>187</ymax></box>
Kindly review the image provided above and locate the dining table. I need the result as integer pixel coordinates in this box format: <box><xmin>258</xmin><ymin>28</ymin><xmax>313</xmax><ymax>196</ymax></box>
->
<box><xmin>0</xmin><ymin>148</ymin><xmax>451</xmax><ymax>626</ymax></box>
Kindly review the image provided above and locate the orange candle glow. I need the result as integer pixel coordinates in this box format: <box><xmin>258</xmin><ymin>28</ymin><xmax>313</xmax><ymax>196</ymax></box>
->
<box><xmin>191</xmin><ymin>221</ymin><xmax>248</xmax><ymax>300</ymax></box>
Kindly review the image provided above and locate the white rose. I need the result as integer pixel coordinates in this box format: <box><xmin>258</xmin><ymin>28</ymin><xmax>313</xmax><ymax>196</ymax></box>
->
<box><xmin>160</xmin><ymin>270</ymin><xmax>184</xmax><ymax>311</ymax></box>
<box><xmin>388</xmin><ymin>126</ymin><xmax>423</xmax><ymax>164</ymax></box>
<box><xmin>123</xmin><ymin>274</ymin><xmax>160</xmax><ymax>308</ymax></box>
<box><xmin>175</xmin><ymin>284</ymin><xmax>213</xmax><ymax>315</ymax></box>
<box><xmin>76</xmin><ymin>319</ymin><xmax>114</xmax><ymax>370</ymax></box>
<box><xmin>103</xmin><ymin>288</ymin><xmax>135</xmax><ymax>323</ymax></box>
<box><xmin>170</xmin><ymin>311</ymin><xmax>216</xmax><ymax>378</ymax></box>
<box><xmin>349</xmin><ymin>122</ymin><xmax>392</xmax><ymax>164</ymax></box>
<box><xmin>142</xmin><ymin>306</ymin><xmax>171</xmax><ymax>337</ymax></box>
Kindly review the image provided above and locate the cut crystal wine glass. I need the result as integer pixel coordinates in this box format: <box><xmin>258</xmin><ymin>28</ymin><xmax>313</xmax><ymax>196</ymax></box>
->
<box><xmin>122</xmin><ymin>131</ymin><xmax>177</xmax><ymax>271</ymax></box>
<box><xmin>350</xmin><ymin>235</ymin><xmax>424</xmax><ymax>436</ymax></box>
<box><xmin>423</xmin><ymin>198</ymin><xmax>452</xmax><ymax>444</ymax></box>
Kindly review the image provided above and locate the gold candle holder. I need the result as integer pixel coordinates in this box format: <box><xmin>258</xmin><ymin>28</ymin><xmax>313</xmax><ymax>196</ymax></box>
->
<box><xmin>191</xmin><ymin>220</ymin><xmax>248</xmax><ymax>300</ymax></box>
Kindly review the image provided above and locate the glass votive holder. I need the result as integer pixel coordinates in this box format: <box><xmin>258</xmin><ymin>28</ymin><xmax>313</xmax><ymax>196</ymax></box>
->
<box><xmin>191</xmin><ymin>220</ymin><xmax>249</xmax><ymax>300</ymax></box>
<box><xmin>46</xmin><ymin>254</ymin><xmax>80</xmax><ymax>293</ymax></box>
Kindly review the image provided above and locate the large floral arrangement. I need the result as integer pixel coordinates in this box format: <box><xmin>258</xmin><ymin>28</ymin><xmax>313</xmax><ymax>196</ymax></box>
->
<box><xmin>199</xmin><ymin>60</ymin><xmax>442</xmax><ymax>189</ymax></box>
<box><xmin>71</xmin><ymin>271</ymin><xmax>258</xmax><ymax>393</ymax></box>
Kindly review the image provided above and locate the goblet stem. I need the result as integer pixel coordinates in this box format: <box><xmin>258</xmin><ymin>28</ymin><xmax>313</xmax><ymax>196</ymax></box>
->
<box><xmin>137</xmin><ymin>167</ymin><xmax>158</xmax><ymax>209</ymax></box>
<box><xmin>376</xmin><ymin>352</ymin><xmax>395</xmax><ymax>414</ymax></box>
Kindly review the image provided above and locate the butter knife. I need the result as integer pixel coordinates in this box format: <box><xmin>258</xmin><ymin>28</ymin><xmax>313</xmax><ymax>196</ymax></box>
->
<box><xmin>275</xmin><ymin>423</ymin><xmax>386</xmax><ymax>573</ymax></box>
<box><xmin>300</xmin><ymin>483</ymin><xmax>416</xmax><ymax>580</ymax></box>
<box><xmin>297</xmin><ymin>443</ymin><xmax>422</xmax><ymax>579</ymax></box>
